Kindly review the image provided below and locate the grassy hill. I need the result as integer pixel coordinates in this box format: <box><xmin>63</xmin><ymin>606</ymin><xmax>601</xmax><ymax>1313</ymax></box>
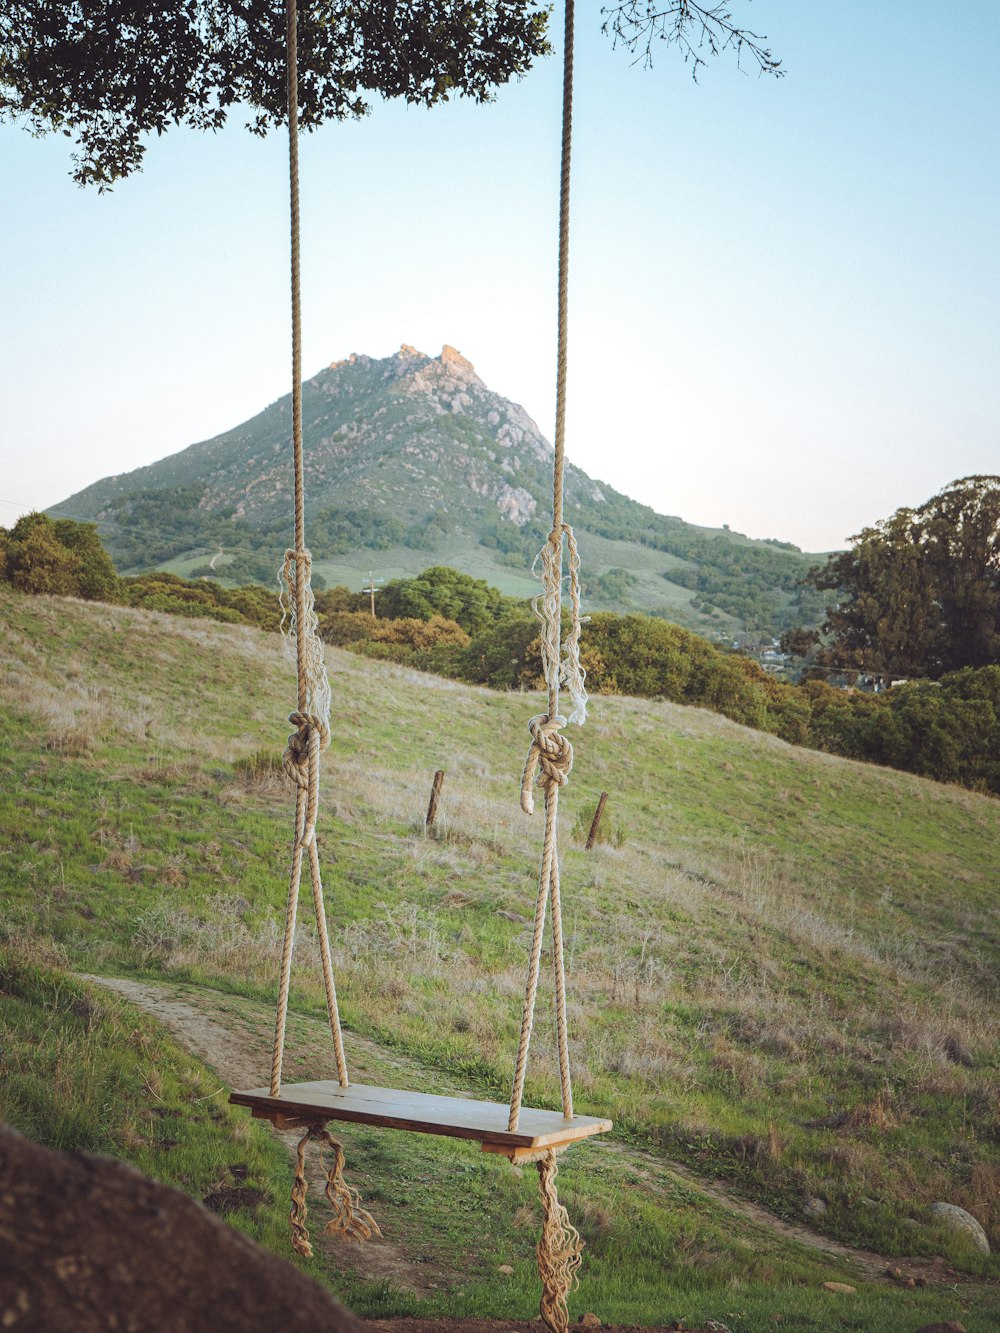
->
<box><xmin>1</xmin><ymin>588</ymin><xmax>998</xmax><ymax>1330</ymax></box>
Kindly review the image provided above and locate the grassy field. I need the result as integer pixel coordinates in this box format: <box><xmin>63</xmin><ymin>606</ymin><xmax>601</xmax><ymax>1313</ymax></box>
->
<box><xmin>161</xmin><ymin>527</ymin><xmax>734</xmax><ymax>630</ymax></box>
<box><xmin>1</xmin><ymin>587</ymin><xmax>997</xmax><ymax>1329</ymax></box>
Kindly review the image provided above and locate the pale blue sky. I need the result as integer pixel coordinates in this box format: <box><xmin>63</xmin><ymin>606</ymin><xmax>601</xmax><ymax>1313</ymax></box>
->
<box><xmin>2</xmin><ymin>1</ymin><xmax>998</xmax><ymax>552</ymax></box>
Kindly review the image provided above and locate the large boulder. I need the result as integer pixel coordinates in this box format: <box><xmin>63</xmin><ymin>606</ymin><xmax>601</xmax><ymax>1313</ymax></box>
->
<box><xmin>0</xmin><ymin>1123</ymin><xmax>363</xmax><ymax>1332</ymax></box>
<box><xmin>929</xmin><ymin>1202</ymin><xmax>990</xmax><ymax>1255</ymax></box>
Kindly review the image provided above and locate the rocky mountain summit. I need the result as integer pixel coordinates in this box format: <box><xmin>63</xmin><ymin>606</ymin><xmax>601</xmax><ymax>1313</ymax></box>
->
<box><xmin>62</xmin><ymin>344</ymin><xmax>586</xmax><ymax>532</ymax></box>
<box><xmin>51</xmin><ymin>345</ymin><xmax>824</xmax><ymax>634</ymax></box>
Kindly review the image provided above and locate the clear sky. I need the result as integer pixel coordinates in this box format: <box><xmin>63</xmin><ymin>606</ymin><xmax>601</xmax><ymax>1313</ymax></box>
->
<box><xmin>2</xmin><ymin>1</ymin><xmax>998</xmax><ymax>553</ymax></box>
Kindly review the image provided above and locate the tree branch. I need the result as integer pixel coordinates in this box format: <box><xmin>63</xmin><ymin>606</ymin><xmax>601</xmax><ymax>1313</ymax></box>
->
<box><xmin>601</xmin><ymin>2</ymin><xmax>783</xmax><ymax>78</ymax></box>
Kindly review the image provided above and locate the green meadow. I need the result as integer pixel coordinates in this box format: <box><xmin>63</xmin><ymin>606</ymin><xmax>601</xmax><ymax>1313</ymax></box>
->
<box><xmin>1</xmin><ymin>588</ymin><xmax>997</xmax><ymax>1330</ymax></box>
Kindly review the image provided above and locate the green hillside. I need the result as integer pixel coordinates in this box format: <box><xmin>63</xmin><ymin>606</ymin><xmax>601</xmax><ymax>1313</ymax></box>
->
<box><xmin>1</xmin><ymin>589</ymin><xmax>997</xmax><ymax>1329</ymax></box>
<box><xmin>48</xmin><ymin>345</ymin><xmax>828</xmax><ymax>637</ymax></box>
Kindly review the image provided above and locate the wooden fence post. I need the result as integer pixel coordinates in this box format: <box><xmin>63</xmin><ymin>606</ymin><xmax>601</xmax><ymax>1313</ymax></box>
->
<box><xmin>585</xmin><ymin>792</ymin><xmax>609</xmax><ymax>850</ymax></box>
<box><xmin>425</xmin><ymin>770</ymin><xmax>446</xmax><ymax>831</ymax></box>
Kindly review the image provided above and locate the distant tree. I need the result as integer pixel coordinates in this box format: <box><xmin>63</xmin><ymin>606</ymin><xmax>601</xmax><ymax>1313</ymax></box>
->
<box><xmin>804</xmin><ymin>477</ymin><xmax>1000</xmax><ymax>679</ymax></box>
<box><xmin>52</xmin><ymin>518</ymin><xmax>121</xmax><ymax>600</ymax></box>
<box><xmin>0</xmin><ymin>1</ymin><xmax>550</xmax><ymax>187</ymax></box>
<box><xmin>0</xmin><ymin>513</ymin><xmax>119</xmax><ymax>599</ymax></box>
<box><xmin>779</xmin><ymin>626</ymin><xmax>820</xmax><ymax>660</ymax></box>
<box><xmin>377</xmin><ymin>566</ymin><xmax>510</xmax><ymax>634</ymax></box>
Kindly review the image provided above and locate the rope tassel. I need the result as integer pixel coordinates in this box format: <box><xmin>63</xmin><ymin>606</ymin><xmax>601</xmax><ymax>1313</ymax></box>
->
<box><xmin>536</xmin><ymin>1150</ymin><xmax>584</xmax><ymax>1333</ymax></box>
<box><xmin>290</xmin><ymin>1125</ymin><xmax>381</xmax><ymax>1258</ymax></box>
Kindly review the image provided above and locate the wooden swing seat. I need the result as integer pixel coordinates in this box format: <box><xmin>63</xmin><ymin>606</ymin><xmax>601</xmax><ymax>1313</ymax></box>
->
<box><xmin>230</xmin><ymin>1081</ymin><xmax>611</xmax><ymax>1160</ymax></box>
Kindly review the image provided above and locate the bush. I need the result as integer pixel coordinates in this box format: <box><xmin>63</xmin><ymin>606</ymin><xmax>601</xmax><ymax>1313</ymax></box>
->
<box><xmin>0</xmin><ymin>513</ymin><xmax>119</xmax><ymax>600</ymax></box>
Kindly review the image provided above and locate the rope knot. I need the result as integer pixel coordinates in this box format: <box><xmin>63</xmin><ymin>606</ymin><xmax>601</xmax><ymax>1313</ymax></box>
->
<box><xmin>283</xmin><ymin>711</ymin><xmax>331</xmax><ymax>788</ymax></box>
<box><xmin>521</xmin><ymin>714</ymin><xmax>574</xmax><ymax>815</ymax></box>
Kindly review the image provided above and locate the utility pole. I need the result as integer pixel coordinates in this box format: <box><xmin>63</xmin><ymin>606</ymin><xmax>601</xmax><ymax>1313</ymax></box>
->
<box><xmin>362</xmin><ymin>570</ymin><xmax>384</xmax><ymax>618</ymax></box>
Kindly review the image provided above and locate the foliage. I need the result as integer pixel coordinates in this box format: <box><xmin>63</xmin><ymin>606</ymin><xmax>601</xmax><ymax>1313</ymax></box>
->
<box><xmin>120</xmin><ymin>570</ymin><xmax>283</xmax><ymax>629</ymax></box>
<box><xmin>581</xmin><ymin>566</ymin><xmax>638</xmax><ymax>604</ymax></box>
<box><xmin>1</xmin><ymin>0</ymin><xmax>550</xmax><ymax>188</ymax></box>
<box><xmin>321</xmin><ymin>609</ymin><xmax>469</xmax><ymax>655</ymax></box>
<box><xmin>453</xmin><ymin>607</ymin><xmax>544</xmax><ymax>690</ymax></box>
<box><xmin>376</xmin><ymin>565</ymin><xmax>513</xmax><ymax>634</ymax></box>
<box><xmin>804</xmin><ymin>476</ymin><xmax>1000</xmax><ymax>679</ymax></box>
<box><xmin>0</xmin><ymin>512</ymin><xmax>119</xmax><ymax>599</ymax></box>
<box><xmin>7</xmin><ymin>521</ymin><xmax>1000</xmax><ymax>795</ymax></box>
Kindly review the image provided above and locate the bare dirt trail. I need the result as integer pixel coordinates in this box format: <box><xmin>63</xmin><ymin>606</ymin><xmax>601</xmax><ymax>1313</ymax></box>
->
<box><xmin>81</xmin><ymin>975</ymin><xmax>447</xmax><ymax>1297</ymax></box>
<box><xmin>83</xmin><ymin>975</ymin><xmax>955</xmax><ymax>1294</ymax></box>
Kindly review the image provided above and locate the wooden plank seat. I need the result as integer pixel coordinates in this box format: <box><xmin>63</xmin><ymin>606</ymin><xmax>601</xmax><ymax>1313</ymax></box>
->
<box><xmin>230</xmin><ymin>1081</ymin><xmax>612</xmax><ymax>1158</ymax></box>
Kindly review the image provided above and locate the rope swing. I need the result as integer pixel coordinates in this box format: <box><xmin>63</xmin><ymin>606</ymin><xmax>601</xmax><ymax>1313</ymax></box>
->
<box><xmin>230</xmin><ymin>5</ymin><xmax>608</xmax><ymax>1330</ymax></box>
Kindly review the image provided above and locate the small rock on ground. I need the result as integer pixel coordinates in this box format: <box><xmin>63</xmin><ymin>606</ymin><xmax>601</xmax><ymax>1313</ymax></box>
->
<box><xmin>821</xmin><ymin>1281</ymin><xmax>856</xmax><ymax>1294</ymax></box>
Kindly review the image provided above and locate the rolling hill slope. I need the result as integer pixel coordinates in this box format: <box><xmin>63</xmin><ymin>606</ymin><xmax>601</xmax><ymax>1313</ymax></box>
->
<box><xmin>1</xmin><ymin>588</ymin><xmax>997</xmax><ymax>1327</ymax></box>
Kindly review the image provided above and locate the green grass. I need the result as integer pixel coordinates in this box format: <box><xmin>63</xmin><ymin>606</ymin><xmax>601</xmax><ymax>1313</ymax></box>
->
<box><xmin>1</xmin><ymin>587</ymin><xmax>998</xmax><ymax>1327</ymax></box>
<box><xmin>0</xmin><ymin>937</ymin><xmax>290</xmax><ymax>1265</ymax></box>
<box><xmin>163</xmin><ymin>527</ymin><xmax>732</xmax><ymax>630</ymax></box>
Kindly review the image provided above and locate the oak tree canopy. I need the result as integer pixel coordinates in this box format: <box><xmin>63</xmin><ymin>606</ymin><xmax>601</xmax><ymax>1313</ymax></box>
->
<box><xmin>0</xmin><ymin>1</ymin><xmax>550</xmax><ymax>187</ymax></box>
<box><xmin>805</xmin><ymin>476</ymin><xmax>1000</xmax><ymax>679</ymax></box>
<box><xmin>2</xmin><ymin>2</ymin><xmax>782</xmax><ymax>188</ymax></box>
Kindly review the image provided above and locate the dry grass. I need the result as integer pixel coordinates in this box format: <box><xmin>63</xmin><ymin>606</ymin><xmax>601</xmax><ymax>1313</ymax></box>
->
<box><xmin>3</xmin><ymin>588</ymin><xmax>999</xmax><ymax>1262</ymax></box>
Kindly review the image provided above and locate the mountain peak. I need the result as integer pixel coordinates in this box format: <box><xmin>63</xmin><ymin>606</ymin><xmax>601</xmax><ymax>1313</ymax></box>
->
<box><xmin>45</xmin><ymin>342</ymin><xmax>823</xmax><ymax>636</ymax></box>
<box><xmin>440</xmin><ymin>344</ymin><xmax>474</xmax><ymax>374</ymax></box>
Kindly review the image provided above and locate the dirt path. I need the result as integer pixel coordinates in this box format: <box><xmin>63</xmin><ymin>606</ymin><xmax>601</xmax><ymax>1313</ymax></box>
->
<box><xmin>83</xmin><ymin>975</ymin><xmax>954</xmax><ymax>1293</ymax></box>
<box><xmin>82</xmin><ymin>975</ymin><xmax>445</xmax><ymax>1297</ymax></box>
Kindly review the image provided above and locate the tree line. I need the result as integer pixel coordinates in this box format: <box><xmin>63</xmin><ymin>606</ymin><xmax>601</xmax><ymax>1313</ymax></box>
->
<box><xmin>5</xmin><ymin>504</ymin><xmax>1000</xmax><ymax>796</ymax></box>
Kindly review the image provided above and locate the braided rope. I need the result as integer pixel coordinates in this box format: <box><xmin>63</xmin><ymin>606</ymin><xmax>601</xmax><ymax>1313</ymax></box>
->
<box><xmin>509</xmin><ymin>0</ymin><xmax>582</xmax><ymax>1135</ymax></box>
<box><xmin>270</xmin><ymin>0</ymin><xmax>349</xmax><ymax>1100</ymax></box>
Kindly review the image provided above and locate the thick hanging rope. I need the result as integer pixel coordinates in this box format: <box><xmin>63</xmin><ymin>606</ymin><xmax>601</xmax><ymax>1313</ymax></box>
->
<box><xmin>507</xmin><ymin>7</ymin><xmax>586</xmax><ymax>1330</ymax></box>
<box><xmin>290</xmin><ymin>1125</ymin><xmax>381</xmax><ymax>1259</ymax></box>
<box><xmin>509</xmin><ymin>0</ymin><xmax>583</xmax><ymax>1138</ymax></box>
<box><xmin>270</xmin><ymin>0</ymin><xmax>349</xmax><ymax>1104</ymax></box>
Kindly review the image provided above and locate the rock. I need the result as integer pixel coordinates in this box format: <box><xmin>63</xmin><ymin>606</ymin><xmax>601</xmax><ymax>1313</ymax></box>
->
<box><xmin>495</xmin><ymin>483</ymin><xmax>537</xmax><ymax>526</ymax></box>
<box><xmin>930</xmin><ymin>1202</ymin><xmax>990</xmax><ymax>1254</ymax></box>
<box><xmin>497</xmin><ymin>1264</ymin><xmax>515</xmax><ymax>1276</ymax></box>
<box><xmin>802</xmin><ymin>1196</ymin><xmax>828</xmax><ymax>1219</ymax></box>
<box><xmin>885</xmin><ymin>1265</ymin><xmax>903</xmax><ymax>1279</ymax></box>
<box><xmin>0</xmin><ymin>1123</ymin><xmax>362</xmax><ymax>1333</ymax></box>
<box><xmin>578</xmin><ymin>1314</ymin><xmax>601</xmax><ymax>1327</ymax></box>
<box><xmin>913</xmin><ymin>1323</ymin><xmax>967</xmax><ymax>1333</ymax></box>
<box><xmin>821</xmin><ymin>1281</ymin><xmax>857</xmax><ymax>1293</ymax></box>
